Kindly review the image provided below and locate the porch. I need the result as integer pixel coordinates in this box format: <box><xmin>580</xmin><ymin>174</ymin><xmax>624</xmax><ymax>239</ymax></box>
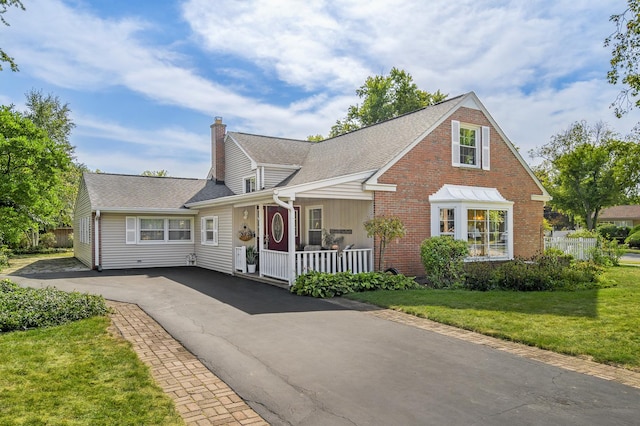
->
<box><xmin>234</xmin><ymin>246</ymin><xmax>374</xmax><ymax>284</ymax></box>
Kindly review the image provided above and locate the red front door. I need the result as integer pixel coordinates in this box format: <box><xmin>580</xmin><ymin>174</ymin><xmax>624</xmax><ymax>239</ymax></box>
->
<box><xmin>265</xmin><ymin>206</ymin><xmax>300</xmax><ymax>251</ymax></box>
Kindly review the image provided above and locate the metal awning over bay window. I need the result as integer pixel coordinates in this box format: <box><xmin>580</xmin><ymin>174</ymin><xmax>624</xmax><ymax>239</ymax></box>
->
<box><xmin>429</xmin><ymin>184</ymin><xmax>514</xmax><ymax>260</ymax></box>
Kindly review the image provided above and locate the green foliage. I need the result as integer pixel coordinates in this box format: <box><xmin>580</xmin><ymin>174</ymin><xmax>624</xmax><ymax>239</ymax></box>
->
<box><xmin>363</xmin><ymin>215</ymin><xmax>406</xmax><ymax>271</ymax></box>
<box><xmin>39</xmin><ymin>232</ymin><xmax>57</xmax><ymax>248</ymax></box>
<box><xmin>0</xmin><ymin>245</ymin><xmax>9</xmax><ymax>269</ymax></box>
<box><xmin>567</xmin><ymin>229</ymin><xmax>598</xmax><ymax>238</ymax></box>
<box><xmin>531</xmin><ymin>121</ymin><xmax>640</xmax><ymax>230</ymax></box>
<box><xmin>597</xmin><ymin>223</ymin><xmax>630</xmax><ymax>241</ymax></box>
<box><xmin>626</xmin><ymin>230</ymin><xmax>640</xmax><ymax>248</ymax></box>
<box><xmin>605</xmin><ymin>0</ymin><xmax>640</xmax><ymax>117</ymax></box>
<box><xmin>306</xmin><ymin>134</ymin><xmax>324</xmax><ymax>142</ymax></box>
<box><xmin>245</xmin><ymin>245</ymin><xmax>257</xmax><ymax>264</ymax></box>
<box><xmin>0</xmin><ymin>279</ymin><xmax>108</xmax><ymax>331</ymax></box>
<box><xmin>290</xmin><ymin>271</ymin><xmax>420</xmax><ymax>298</ymax></box>
<box><xmin>329</xmin><ymin>68</ymin><xmax>447</xmax><ymax>137</ymax></box>
<box><xmin>420</xmin><ymin>236</ymin><xmax>469</xmax><ymax>288</ymax></box>
<box><xmin>463</xmin><ymin>254</ymin><xmax>602</xmax><ymax>292</ymax></box>
<box><xmin>0</xmin><ymin>0</ymin><xmax>25</xmax><ymax>72</ymax></box>
<box><xmin>141</xmin><ymin>169</ymin><xmax>169</xmax><ymax>177</ymax></box>
<box><xmin>0</xmin><ymin>105</ymin><xmax>73</xmax><ymax>244</ymax></box>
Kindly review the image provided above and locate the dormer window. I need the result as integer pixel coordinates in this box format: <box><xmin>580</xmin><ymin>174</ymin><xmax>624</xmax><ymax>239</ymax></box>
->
<box><xmin>452</xmin><ymin>120</ymin><xmax>490</xmax><ymax>170</ymax></box>
<box><xmin>244</xmin><ymin>176</ymin><xmax>256</xmax><ymax>193</ymax></box>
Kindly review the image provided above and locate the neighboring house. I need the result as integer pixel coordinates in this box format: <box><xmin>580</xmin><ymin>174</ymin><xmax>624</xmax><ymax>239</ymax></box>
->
<box><xmin>74</xmin><ymin>92</ymin><xmax>550</xmax><ymax>283</ymax></box>
<box><xmin>598</xmin><ymin>205</ymin><xmax>640</xmax><ymax>228</ymax></box>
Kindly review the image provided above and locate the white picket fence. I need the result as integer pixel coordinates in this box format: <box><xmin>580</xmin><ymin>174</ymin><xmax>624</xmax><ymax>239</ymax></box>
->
<box><xmin>543</xmin><ymin>237</ymin><xmax>598</xmax><ymax>260</ymax></box>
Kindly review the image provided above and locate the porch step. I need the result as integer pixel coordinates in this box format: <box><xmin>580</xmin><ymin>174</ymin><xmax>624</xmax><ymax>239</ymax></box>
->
<box><xmin>234</xmin><ymin>272</ymin><xmax>290</xmax><ymax>290</ymax></box>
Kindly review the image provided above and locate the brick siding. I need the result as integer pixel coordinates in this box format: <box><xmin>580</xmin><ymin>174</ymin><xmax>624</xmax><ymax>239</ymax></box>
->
<box><xmin>374</xmin><ymin>107</ymin><xmax>545</xmax><ymax>276</ymax></box>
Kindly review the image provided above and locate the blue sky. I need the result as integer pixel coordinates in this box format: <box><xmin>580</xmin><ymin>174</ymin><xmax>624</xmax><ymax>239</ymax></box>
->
<box><xmin>1</xmin><ymin>0</ymin><xmax>637</xmax><ymax>178</ymax></box>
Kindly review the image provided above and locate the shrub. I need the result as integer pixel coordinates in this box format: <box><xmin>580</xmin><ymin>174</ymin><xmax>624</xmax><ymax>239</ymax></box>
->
<box><xmin>0</xmin><ymin>246</ymin><xmax>10</xmax><ymax>271</ymax></box>
<box><xmin>420</xmin><ymin>236</ymin><xmax>468</xmax><ymax>288</ymax></box>
<box><xmin>290</xmin><ymin>271</ymin><xmax>420</xmax><ymax>298</ymax></box>
<box><xmin>39</xmin><ymin>232</ymin><xmax>57</xmax><ymax>249</ymax></box>
<box><xmin>0</xmin><ymin>279</ymin><xmax>109</xmax><ymax>332</ymax></box>
<box><xmin>590</xmin><ymin>239</ymin><xmax>626</xmax><ymax>266</ymax></box>
<box><xmin>462</xmin><ymin>261</ymin><xmax>500</xmax><ymax>291</ymax></box>
<box><xmin>567</xmin><ymin>229</ymin><xmax>598</xmax><ymax>238</ymax></box>
<box><xmin>625</xmin><ymin>231</ymin><xmax>640</xmax><ymax>249</ymax></box>
<box><xmin>597</xmin><ymin>224</ymin><xmax>630</xmax><ymax>242</ymax></box>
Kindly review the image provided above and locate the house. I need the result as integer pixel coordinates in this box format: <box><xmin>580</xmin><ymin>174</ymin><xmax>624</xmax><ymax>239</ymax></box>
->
<box><xmin>597</xmin><ymin>205</ymin><xmax>640</xmax><ymax>228</ymax></box>
<box><xmin>74</xmin><ymin>92</ymin><xmax>550</xmax><ymax>283</ymax></box>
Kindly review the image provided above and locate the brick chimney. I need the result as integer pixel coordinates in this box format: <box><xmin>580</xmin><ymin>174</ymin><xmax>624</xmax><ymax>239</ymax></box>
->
<box><xmin>209</xmin><ymin>116</ymin><xmax>226</xmax><ymax>183</ymax></box>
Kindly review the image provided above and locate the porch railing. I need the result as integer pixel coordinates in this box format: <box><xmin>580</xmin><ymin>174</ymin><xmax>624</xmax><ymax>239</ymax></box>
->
<box><xmin>261</xmin><ymin>249</ymin><xmax>290</xmax><ymax>281</ymax></box>
<box><xmin>295</xmin><ymin>248</ymin><xmax>373</xmax><ymax>276</ymax></box>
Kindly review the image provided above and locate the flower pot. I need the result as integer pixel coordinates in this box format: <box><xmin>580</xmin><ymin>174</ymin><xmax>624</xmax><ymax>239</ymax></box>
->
<box><xmin>247</xmin><ymin>264</ymin><xmax>256</xmax><ymax>274</ymax></box>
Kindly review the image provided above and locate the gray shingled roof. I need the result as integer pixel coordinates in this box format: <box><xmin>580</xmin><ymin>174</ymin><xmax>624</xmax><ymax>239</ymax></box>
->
<box><xmin>228</xmin><ymin>95</ymin><xmax>465</xmax><ymax>187</ymax></box>
<box><xmin>83</xmin><ymin>173</ymin><xmax>231</xmax><ymax>210</ymax></box>
<box><xmin>599</xmin><ymin>205</ymin><xmax>640</xmax><ymax>220</ymax></box>
<box><xmin>229</xmin><ymin>133</ymin><xmax>312</xmax><ymax>166</ymax></box>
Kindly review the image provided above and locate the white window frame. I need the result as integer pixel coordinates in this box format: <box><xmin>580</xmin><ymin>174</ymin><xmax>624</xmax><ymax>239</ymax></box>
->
<box><xmin>243</xmin><ymin>175</ymin><xmax>257</xmax><ymax>194</ymax></box>
<box><xmin>126</xmin><ymin>216</ymin><xmax>194</xmax><ymax>244</ymax></box>
<box><xmin>430</xmin><ymin>202</ymin><xmax>513</xmax><ymax>261</ymax></box>
<box><xmin>201</xmin><ymin>216</ymin><xmax>219</xmax><ymax>246</ymax></box>
<box><xmin>452</xmin><ymin>120</ymin><xmax>490</xmax><ymax>170</ymax></box>
<box><xmin>79</xmin><ymin>216</ymin><xmax>91</xmax><ymax>244</ymax></box>
<box><xmin>306</xmin><ymin>205</ymin><xmax>323</xmax><ymax>246</ymax></box>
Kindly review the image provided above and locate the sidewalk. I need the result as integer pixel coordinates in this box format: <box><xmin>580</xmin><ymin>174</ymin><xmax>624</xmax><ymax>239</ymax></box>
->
<box><xmin>108</xmin><ymin>301</ymin><xmax>269</xmax><ymax>426</ymax></box>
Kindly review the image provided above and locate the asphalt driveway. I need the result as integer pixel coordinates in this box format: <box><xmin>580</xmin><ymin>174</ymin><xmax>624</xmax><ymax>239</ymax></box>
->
<box><xmin>7</xmin><ymin>267</ymin><xmax>640</xmax><ymax>425</ymax></box>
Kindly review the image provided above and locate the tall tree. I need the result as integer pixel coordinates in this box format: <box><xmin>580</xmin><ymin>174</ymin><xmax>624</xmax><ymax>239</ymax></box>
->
<box><xmin>329</xmin><ymin>68</ymin><xmax>447</xmax><ymax>137</ymax></box>
<box><xmin>531</xmin><ymin>121</ymin><xmax>640</xmax><ymax>230</ymax></box>
<box><xmin>0</xmin><ymin>106</ymin><xmax>73</xmax><ymax>244</ymax></box>
<box><xmin>0</xmin><ymin>0</ymin><xmax>24</xmax><ymax>72</ymax></box>
<box><xmin>605</xmin><ymin>0</ymin><xmax>640</xmax><ymax>117</ymax></box>
<box><xmin>24</xmin><ymin>90</ymin><xmax>79</xmax><ymax>228</ymax></box>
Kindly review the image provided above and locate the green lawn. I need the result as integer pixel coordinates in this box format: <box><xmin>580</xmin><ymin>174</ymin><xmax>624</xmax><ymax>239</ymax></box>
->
<box><xmin>346</xmin><ymin>266</ymin><xmax>640</xmax><ymax>371</ymax></box>
<box><xmin>0</xmin><ymin>316</ymin><xmax>184</xmax><ymax>425</ymax></box>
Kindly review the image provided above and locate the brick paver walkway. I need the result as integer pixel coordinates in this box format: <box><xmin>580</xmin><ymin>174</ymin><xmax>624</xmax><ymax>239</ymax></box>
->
<box><xmin>108</xmin><ymin>301</ymin><xmax>268</xmax><ymax>426</ymax></box>
<box><xmin>330</xmin><ymin>298</ymin><xmax>640</xmax><ymax>390</ymax></box>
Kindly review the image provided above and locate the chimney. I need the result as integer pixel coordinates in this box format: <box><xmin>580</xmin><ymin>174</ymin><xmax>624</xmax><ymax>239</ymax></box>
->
<box><xmin>209</xmin><ymin>116</ymin><xmax>226</xmax><ymax>183</ymax></box>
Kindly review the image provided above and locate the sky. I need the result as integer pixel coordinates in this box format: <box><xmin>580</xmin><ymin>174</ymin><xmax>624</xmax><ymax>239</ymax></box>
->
<box><xmin>1</xmin><ymin>0</ymin><xmax>638</xmax><ymax>178</ymax></box>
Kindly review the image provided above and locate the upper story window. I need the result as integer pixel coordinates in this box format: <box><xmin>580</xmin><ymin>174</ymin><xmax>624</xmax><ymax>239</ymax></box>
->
<box><xmin>244</xmin><ymin>176</ymin><xmax>256</xmax><ymax>193</ymax></box>
<box><xmin>452</xmin><ymin>120</ymin><xmax>490</xmax><ymax>170</ymax></box>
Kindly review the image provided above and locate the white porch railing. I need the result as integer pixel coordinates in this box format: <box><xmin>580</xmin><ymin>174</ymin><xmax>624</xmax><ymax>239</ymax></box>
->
<box><xmin>295</xmin><ymin>248</ymin><xmax>373</xmax><ymax>276</ymax></box>
<box><xmin>234</xmin><ymin>246</ymin><xmax>247</xmax><ymax>273</ymax></box>
<box><xmin>261</xmin><ymin>249</ymin><xmax>290</xmax><ymax>281</ymax></box>
<box><xmin>544</xmin><ymin>237</ymin><xmax>597</xmax><ymax>261</ymax></box>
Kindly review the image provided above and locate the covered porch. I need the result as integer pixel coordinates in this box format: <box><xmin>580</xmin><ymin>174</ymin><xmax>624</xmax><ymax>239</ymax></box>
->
<box><xmin>232</xmin><ymin>187</ymin><xmax>375</xmax><ymax>285</ymax></box>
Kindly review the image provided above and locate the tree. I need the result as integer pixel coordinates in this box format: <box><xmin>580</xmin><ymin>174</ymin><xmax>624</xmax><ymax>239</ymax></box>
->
<box><xmin>363</xmin><ymin>215</ymin><xmax>406</xmax><ymax>271</ymax></box>
<box><xmin>306</xmin><ymin>134</ymin><xmax>324</xmax><ymax>142</ymax></box>
<box><xmin>329</xmin><ymin>68</ymin><xmax>447</xmax><ymax>137</ymax></box>
<box><xmin>0</xmin><ymin>106</ymin><xmax>72</xmax><ymax>245</ymax></box>
<box><xmin>23</xmin><ymin>90</ymin><xmax>79</xmax><ymax>228</ymax></box>
<box><xmin>531</xmin><ymin>121</ymin><xmax>640</xmax><ymax>230</ymax></box>
<box><xmin>605</xmin><ymin>0</ymin><xmax>640</xmax><ymax>117</ymax></box>
<box><xmin>0</xmin><ymin>0</ymin><xmax>24</xmax><ymax>72</ymax></box>
<box><xmin>141</xmin><ymin>169</ymin><xmax>169</xmax><ymax>177</ymax></box>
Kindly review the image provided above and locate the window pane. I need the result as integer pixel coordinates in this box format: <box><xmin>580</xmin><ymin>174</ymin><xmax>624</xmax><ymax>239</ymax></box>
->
<box><xmin>467</xmin><ymin>209</ymin><xmax>508</xmax><ymax>259</ymax></box>
<box><xmin>140</xmin><ymin>230</ymin><xmax>164</xmax><ymax>241</ymax></box>
<box><xmin>459</xmin><ymin>128</ymin><xmax>477</xmax><ymax>165</ymax></box>
<box><xmin>439</xmin><ymin>208</ymin><xmax>455</xmax><ymax>236</ymax></box>
<box><xmin>169</xmin><ymin>230</ymin><xmax>191</xmax><ymax>240</ymax></box>
<box><xmin>140</xmin><ymin>219</ymin><xmax>163</xmax><ymax>230</ymax></box>
<box><xmin>169</xmin><ymin>219</ymin><xmax>190</xmax><ymax>230</ymax></box>
<box><xmin>308</xmin><ymin>208</ymin><xmax>322</xmax><ymax>245</ymax></box>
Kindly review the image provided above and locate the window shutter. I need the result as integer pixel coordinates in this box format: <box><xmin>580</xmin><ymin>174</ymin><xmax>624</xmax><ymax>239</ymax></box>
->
<box><xmin>125</xmin><ymin>217</ymin><xmax>137</xmax><ymax>244</ymax></box>
<box><xmin>212</xmin><ymin>216</ymin><xmax>219</xmax><ymax>246</ymax></box>
<box><xmin>201</xmin><ymin>217</ymin><xmax>206</xmax><ymax>245</ymax></box>
<box><xmin>451</xmin><ymin>120</ymin><xmax>461</xmax><ymax>166</ymax></box>
<box><xmin>481</xmin><ymin>126</ymin><xmax>490</xmax><ymax>170</ymax></box>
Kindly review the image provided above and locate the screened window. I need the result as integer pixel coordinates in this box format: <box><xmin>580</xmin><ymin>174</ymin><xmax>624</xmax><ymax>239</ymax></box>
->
<box><xmin>140</xmin><ymin>218</ymin><xmax>165</xmax><ymax>241</ymax></box>
<box><xmin>307</xmin><ymin>207</ymin><xmax>323</xmax><ymax>245</ymax></box>
<box><xmin>168</xmin><ymin>219</ymin><xmax>192</xmax><ymax>241</ymax></box>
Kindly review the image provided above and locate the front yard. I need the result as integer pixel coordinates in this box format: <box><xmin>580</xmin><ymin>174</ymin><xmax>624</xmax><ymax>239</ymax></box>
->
<box><xmin>346</xmin><ymin>266</ymin><xmax>640</xmax><ymax>371</ymax></box>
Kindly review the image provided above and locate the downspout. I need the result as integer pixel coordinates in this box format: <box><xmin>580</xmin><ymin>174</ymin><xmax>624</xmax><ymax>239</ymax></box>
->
<box><xmin>272</xmin><ymin>190</ymin><xmax>296</xmax><ymax>285</ymax></box>
<box><xmin>94</xmin><ymin>210</ymin><xmax>102</xmax><ymax>272</ymax></box>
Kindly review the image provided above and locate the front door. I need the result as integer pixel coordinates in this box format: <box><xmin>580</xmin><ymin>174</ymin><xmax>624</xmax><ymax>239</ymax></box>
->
<box><xmin>265</xmin><ymin>206</ymin><xmax>300</xmax><ymax>251</ymax></box>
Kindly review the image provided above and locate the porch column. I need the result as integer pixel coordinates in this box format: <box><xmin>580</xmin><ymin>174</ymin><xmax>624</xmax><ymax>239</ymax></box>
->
<box><xmin>258</xmin><ymin>203</ymin><xmax>264</xmax><ymax>277</ymax></box>
<box><xmin>287</xmin><ymin>198</ymin><xmax>296</xmax><ymax>285</ymax></box>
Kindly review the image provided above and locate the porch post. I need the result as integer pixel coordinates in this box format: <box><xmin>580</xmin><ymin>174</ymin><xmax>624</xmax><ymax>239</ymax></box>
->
<box><xmin>258</xmin><ymin>203</ymin><xmax>264</xmax><ymax>277</ymax></box>
<box><xmin>287</xmin><ymin>198</ymin><xmax>296</xmax><ymax>285</ymax></box>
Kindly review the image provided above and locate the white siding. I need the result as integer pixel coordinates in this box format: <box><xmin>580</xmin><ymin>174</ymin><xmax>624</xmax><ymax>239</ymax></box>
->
<box><xmin>100</xmin><ymin>214</ymin><xmax>196</xmax><ymax>269</ymax></box>
<box><xmin>226</xmin><ymin>139</ymin><xmax>253</xmax><ymax>194</ymax></box>
<box><xmin>263</xmin><ymin>167</ymin><xmax>296</xmax><ymax>189</ymax></box>
<box><xmin>299</xmin><ymin>182</ymin><xmax>374</xmax><ymax>201</ymax></box>
<box><xmin>296</xmin><ymin>199</ymin><xmax>374</xmax><ymax>248</ymax></box>
<box><xmin>73</xmin><ymin>178</ymin><xmax>93</xmax><ymax>268</ymax></box>
<box><xmin>195</xmin><ymin>206</ymin><xmax>234</xmax><ymax>274</ymax></box>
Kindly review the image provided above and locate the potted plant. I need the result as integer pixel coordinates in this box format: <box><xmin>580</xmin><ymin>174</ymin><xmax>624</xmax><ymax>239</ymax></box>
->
<box><xmin>246</xmin><ymin>245</ymin><xmax>257</xmax><ymax>273</ymax></box>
